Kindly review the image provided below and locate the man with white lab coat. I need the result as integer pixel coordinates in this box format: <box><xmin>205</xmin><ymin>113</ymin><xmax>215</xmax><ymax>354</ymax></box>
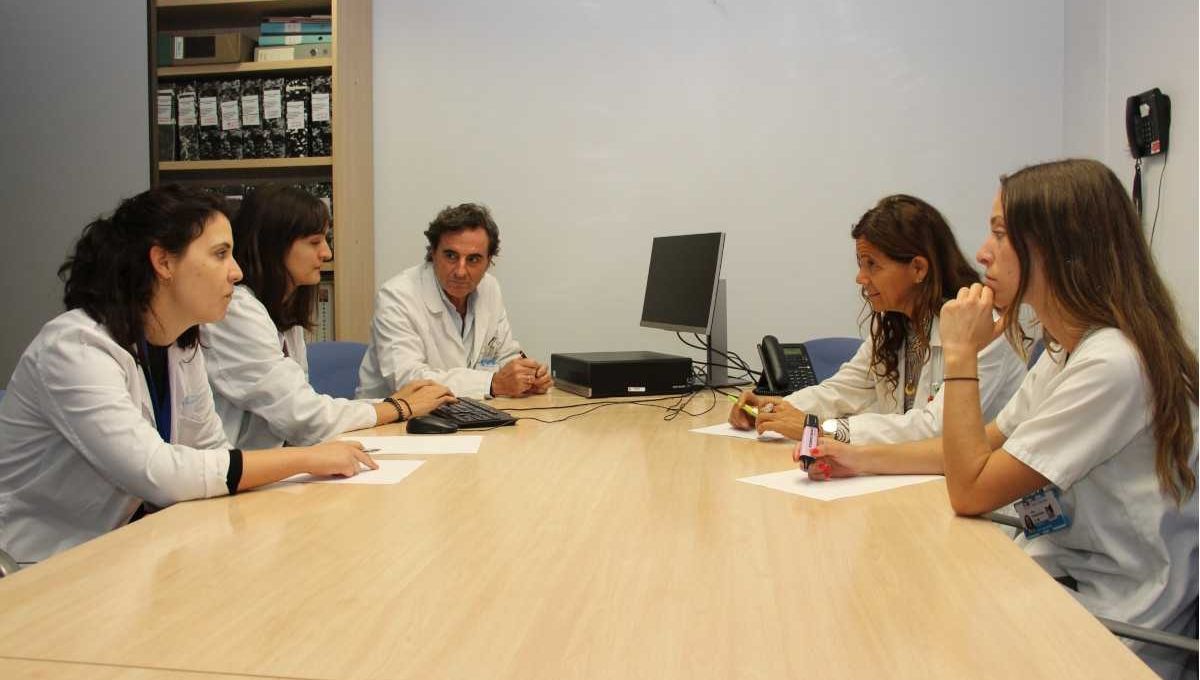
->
<box><xmin>356</xmin><ymin>203</ymin><xmax>551</xmax><ymax>400</ymax></box>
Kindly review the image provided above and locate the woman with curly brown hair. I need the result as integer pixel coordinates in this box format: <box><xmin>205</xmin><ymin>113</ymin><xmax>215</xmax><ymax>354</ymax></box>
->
<box><xmin>729</xmin><ymin>194</ymin><xmax>1026</xmax><ymax>446</ymax></box>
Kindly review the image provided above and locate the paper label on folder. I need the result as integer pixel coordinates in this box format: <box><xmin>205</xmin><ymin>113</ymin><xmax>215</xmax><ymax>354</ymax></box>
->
<box><xmin>263</xmin><ymin>89</ymin><xmax>282</xmax><ymax>120</ymax></box>
<box><xmin>241</xmin><ymin>95</ymin><xmax>261</xmax><ymax>126</ymax></box>
<box><xmin>220</xmin><ymin>101</ymin><xmax>240</xmax><ymax>130</ymax></box>
<box><xmin>177</xmin><ymin>94</ymin><xmax>197</xmax><ymax>126</ymax></box>
<box><xmin>157</xmin><ymin>95</ymin><xmax>173</xmax><ymax>124</ymax></box>
<box><xmin>199</xmin><ymin>97</ymin><xmax>219</xmax><ymax>127</ymax></box>
<box><xmin>286</xmin><ymin>101</ymin><xmax>306</xmax><ymax>129</ymax></box>
<box><xmin>311</xmin><ymin>93</ymin><xmax>330</xmax><ymax>122</ymax></box>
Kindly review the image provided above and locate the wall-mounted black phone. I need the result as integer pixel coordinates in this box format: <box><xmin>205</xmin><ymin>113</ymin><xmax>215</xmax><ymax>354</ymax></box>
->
<box><xmin>755</xmin><ymin>335</ymin><xmax>818</xmax><ymax>396</ymax></box>
<box><xmin>1126</xmin><ymin>88</ymin><xmax>1170</xmax><ymax>159</ymax></box>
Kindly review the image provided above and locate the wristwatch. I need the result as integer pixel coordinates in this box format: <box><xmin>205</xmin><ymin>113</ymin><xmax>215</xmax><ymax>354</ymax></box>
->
<box><xmin>822</xmin><ymin>417</ymin><xmax>850</xmax><ymax>443</ymax></box>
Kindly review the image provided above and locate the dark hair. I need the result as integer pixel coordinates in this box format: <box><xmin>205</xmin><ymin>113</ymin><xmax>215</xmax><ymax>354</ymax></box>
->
<box><xmin>232</xmin><ymin>184</ymin><xmax>330</xmax><ymax>331</ymax></box>
<box><xmin>423</xmin><ymin>203</ymin><xmax>501</xmax><ymax>263</ymax></box>
<box><xmin>59</xmin><ymin>184</ymin><xmax>230</xmax><ymax>353</ymax></box>
<box><xmin>850</xmin><ymin>194</ymin><xmax>981</xmax><ymax>392</ymax></box>
<box><xmin>999</xmin><ymin>158</ymin><xmax>1197</xmax><ymax>504</ymax></box>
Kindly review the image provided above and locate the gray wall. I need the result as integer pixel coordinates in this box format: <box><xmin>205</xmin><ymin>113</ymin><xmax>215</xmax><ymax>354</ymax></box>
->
<box><xmin>1064</xmin><ymin>0</ymin><xmax>1198</xmax><ymax>344</ymax></box>
<box><xmin>0</xmin><ymin>1</ymin><xmax>150</xmax><ymax>386</ymax></box>
<box><xmin>372</xmin><ymin>0</ymin><xmax>1067</xmax><ymax>369</ymax></box>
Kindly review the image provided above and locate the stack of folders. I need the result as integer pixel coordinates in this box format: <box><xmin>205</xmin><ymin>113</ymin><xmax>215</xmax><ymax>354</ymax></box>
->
<box><xmin>158</xmin><ymin>76</ymin><xmax>332</xmax><ymax>160</ymax></box>
<box><xmin>254</xmin><ymin>16</ymin><xmax>333</xmax><ymax>62</ymax></box>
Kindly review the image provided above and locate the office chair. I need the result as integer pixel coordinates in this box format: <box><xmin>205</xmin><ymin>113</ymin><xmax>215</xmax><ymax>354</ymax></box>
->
<box><xmin>981</xmin><ymin>513</ymin><xmax>1199</xmax><ymax>657</ymax></box>
<box><xmin>0</xmin><ymin>547</ymin><xmax>19</xmax><ymax>578</ymax></box>
<box><xmin>0</xmin><ymin>387</ymin><xmax>5</xmax><ymax>402</ymax></box>
<box><xmin>803</xmin><ymin>337</ymin><xmax>862</xmax><ymax>383</ymax></box>
<box><xmin>307</xmin><ymin>341</ymin><xmax>368</xmax><ymax>399</ymax></box>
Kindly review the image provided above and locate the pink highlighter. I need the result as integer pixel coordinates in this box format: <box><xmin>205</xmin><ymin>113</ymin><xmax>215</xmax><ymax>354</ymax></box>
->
<box><xmin>797</xmin><ymin>414</ymin><xmax>820</xmax><ymax>471</ymax></box>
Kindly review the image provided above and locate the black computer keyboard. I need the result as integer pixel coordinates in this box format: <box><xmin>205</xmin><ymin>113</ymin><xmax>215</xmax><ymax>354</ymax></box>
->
<box><xmin>432</xmin><ymin>397</ymin><xmax>517</xmax><ymax>429</ymax></box>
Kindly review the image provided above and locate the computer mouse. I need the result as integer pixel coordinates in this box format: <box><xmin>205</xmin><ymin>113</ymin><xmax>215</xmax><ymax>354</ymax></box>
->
<box><xmin>406</xmin><ymin>415</ymin><xmax>460</xmax><ymax>435</ymax></box>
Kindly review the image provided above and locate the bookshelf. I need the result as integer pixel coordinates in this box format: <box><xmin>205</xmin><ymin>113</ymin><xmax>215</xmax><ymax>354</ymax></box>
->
<box><xmin>159</xmin><ymin>57</ymin><xmax>332</xmax><ymax>78</ymax></box>
<box><xmin>149</xmin><ymin>0</ymin><xmax>374</xmax><ymax>343</ymax></box>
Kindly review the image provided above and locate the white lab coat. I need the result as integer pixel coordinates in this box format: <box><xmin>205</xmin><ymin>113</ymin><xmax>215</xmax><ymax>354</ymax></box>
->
<box><xmin>997</xmin><ymin>328</ymin><xmax>1198</xmax><ymax>680</ymax></box>
<box><xmin>201</xmin><ymin>286</ymin><xmax>377</xmax><ymax>450</ymax></box>
<box><xmin>356</xmin><ymin>263</ymin><xmax>523</xmax><ymax>399</ymax></box>
<box><xmin>784</xmin><ymin>317</ymin><xmax>1026</xmax><ymax>444</ymax></box>
<box><xmin>0</xmin><ymin>310</ymin><xmax>232</xmax><ymax>563</ymax></box>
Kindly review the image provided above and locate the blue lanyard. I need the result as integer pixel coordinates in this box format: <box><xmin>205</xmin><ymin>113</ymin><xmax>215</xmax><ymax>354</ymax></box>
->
<box><xmin>139</xmin><ymin>340</ymin><xmax>172</xmax><ymax>442</ymax></box>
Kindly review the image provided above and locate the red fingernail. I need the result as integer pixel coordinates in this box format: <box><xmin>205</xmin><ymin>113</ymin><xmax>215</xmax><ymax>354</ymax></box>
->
<box><xmin>810</xmin><ymin>447</ymin><xmax>821</xmax><ymax>456</ymax></box>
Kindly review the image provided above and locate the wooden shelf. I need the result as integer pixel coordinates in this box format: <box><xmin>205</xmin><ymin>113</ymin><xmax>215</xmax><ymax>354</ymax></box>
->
<box><xmin>158</xmin><ymin>58</ymin><xmax>331</xmax><ymax>79</ymax></box>
<box><xmin>157</xmin><ymin>0</ymin><xmax>330</xmax><ymax>29</ymax></box>
<box><xmin>159</xmin><ymin>156</ymin><xmax>332</xmax><ymax>172</ymax></box>
<box><xmin>151</xmin><ymin>0</ymin><xmax>374</xmax><ymax>342</ymax></box>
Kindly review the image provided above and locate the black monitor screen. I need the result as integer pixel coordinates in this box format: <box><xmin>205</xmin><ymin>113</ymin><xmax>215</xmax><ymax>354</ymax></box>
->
<box><xmin>639</xmin><ymin>232</ymin><xmax>725</xmax><ymax>334</ymax></box>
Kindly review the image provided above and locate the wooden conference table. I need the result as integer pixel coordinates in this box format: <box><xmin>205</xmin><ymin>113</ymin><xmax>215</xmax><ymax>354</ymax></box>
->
<box><xmin>0</xmin><ymin>390</ymin><xmax>1155</xmax><ymax>679</ymax></box>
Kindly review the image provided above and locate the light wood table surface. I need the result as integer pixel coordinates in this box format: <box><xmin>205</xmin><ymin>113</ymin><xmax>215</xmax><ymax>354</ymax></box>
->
<box><xmin>0</xmin><ymin>391</ymin><xmax>1155</xmax><ymax>679</ymax></box>
<box><xmin>0</xmin><ymin>656</ymin><xmax>293</xmax><ymax>680</ymax></box>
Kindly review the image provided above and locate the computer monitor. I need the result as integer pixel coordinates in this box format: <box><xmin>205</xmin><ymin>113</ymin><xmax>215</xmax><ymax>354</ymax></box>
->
<box><xmin>639</xmin><ymin>232</ymin><xmax>728</xmax><ymax>386</ymax></box>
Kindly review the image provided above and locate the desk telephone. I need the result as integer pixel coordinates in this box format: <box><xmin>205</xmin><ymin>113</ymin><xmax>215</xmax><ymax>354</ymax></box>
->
<box><xmin>755</xmin><ymin>335</ymin><xmax>818</xmax><ymax>396</ymax></box>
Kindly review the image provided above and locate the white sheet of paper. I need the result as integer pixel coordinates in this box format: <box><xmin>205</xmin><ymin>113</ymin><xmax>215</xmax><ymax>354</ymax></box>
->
<box><xmin>278</xmin><ymin>459</ymin><xmax>426</xmax><ymax>486</ymax></box>
<box><xmin>339</xmin><ymin>435</ymin><xmax>483</xmax><ymax>455</ymax></box>
<box><xmin>738</xmin><ymin>468</ymin><xmax>941</xmax><ymax>501</ymax></box>
<box><xmin>690</xmin><ymin>422</ymin><xmax>788</xmax><ymax>442</ymax></box>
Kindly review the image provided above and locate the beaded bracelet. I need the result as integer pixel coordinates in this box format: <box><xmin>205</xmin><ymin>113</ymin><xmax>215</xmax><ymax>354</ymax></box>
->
<box><xmin>383</xmin><ymin>396</ymin><xmax>407</xmax><ymax>421</ymax></box>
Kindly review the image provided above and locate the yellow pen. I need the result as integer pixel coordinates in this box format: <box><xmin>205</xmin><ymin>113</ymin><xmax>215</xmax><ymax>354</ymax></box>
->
<box><xmin>726</xmin><ymin>393</ymin><xmax>758</xmax><ymax>418</ymax></box>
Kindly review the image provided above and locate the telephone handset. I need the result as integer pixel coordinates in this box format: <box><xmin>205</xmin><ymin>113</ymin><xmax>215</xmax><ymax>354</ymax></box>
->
<box><xmin>755</xmin><ymin>335</ymin><xmax>818</xmax><ymax>396</ymax></box>
<box><xmin>1126</xmin><ymin>88</ymin><xmax>1170</xmax><ymax>159</ymax></box>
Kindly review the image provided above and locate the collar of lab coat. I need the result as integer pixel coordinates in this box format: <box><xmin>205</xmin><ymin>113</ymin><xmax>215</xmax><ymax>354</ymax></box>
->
<box><xmin>418</xmin><ymin>262</ymin><xmax>494</xmax><ymax>362</ymax></box>
<box><xmin>419</xmin><ymin>263</ymin><xmax>448</xmax><ymax>315</ymax></box>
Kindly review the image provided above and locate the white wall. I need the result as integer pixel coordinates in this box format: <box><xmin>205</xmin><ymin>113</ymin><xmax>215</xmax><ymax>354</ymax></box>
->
<box><xmin>0</xmin><ymin>0</ymin><xmax>149</xmax><ymax>385</ymax></box>
<box><xmin>373</xmin><ymin>0</ymin><xmax>1065</xmax><ymax>368</ymax></box>
<box><xmin>1064</xmin><ymin>0</ymin><xmax>1198</xmax><ymax>344</ymax></box>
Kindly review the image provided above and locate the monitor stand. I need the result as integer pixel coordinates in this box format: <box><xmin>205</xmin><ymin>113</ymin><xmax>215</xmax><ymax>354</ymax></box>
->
<box><xmin>705</xmin><ymin>279</ymin><xmax>728</xmax><ymax>387</ymax></box>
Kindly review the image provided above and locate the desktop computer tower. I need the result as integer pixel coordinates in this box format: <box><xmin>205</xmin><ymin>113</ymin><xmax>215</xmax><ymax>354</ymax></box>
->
<box><xmin>551</xmin><ymin>351</ymin><xmax>693</xmax><ymax>398</ymax></box>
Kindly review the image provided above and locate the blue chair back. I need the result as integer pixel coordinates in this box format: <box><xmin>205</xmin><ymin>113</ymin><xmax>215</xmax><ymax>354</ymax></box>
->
<box><xmin>1027</xmin><ymin>338</ymin><xmax>1045</xmax><ymax>369</ymax></box>
<box><xmin>307</xmin><ymin>341</ymin><xmax>368</xmax><ymax>399</ymax></box>
<box><xmin>0</xmin><ymin>388</ymin><xmax>5</xmax><ymax>403</ymax></box>
<box><xmin>804</xmin><ymin>337</ymin><xmax>862</xmax><ymax>383</ymax></box>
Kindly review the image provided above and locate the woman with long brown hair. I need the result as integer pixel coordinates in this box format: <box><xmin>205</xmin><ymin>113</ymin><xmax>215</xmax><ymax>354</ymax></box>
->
<box><xmin>815</xmin><ymin>160</ymin><xmax>1196</xmax><ymax>677</ymax></box>
<box><xmin>729</xmin><ymin>194</ymin><xmax>1026</xmax><ymax>446</ymax></box>
<box><xmin>201</xmin><ymin>185</ymin><xmax>455</xmax><ymax>449</ymax></box>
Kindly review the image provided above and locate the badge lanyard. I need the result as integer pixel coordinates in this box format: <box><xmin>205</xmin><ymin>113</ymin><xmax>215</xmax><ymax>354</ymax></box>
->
<box><xmin>478</xmin><ymin>336</ymin><xmax>500</xmax><ymax>370</ymax></box>
<box><xmin>139</xmin><ymin>340</ymin><xmax>172</xmax><ymax>442</ymax></box>
<box><xmin>928</xmin><ymin>346</ymin><xmax>944</xmax><ymax>402</ymax></box>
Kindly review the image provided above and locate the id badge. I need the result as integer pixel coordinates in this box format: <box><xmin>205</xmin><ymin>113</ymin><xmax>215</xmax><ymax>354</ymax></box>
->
<box><xmin>1013</xmin><ymin>485</ymin><xmax>1071</xmax><ymax>538</ymax></box>
<box><xmin>478</xmin><ymin>336</ymin><xmax>500</xmax><ymax>371</ymax></box>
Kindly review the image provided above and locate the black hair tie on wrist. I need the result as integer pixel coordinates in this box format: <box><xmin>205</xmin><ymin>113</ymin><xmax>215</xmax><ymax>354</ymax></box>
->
<box><xmin>398</xmin><ymin>398</ymin><xmax>413</xmax><ymax>421</ymax></box>
<box><xmin>942</xmin><ymin>376</ymin><xmax>980</xmax><ymax>382</ymax></box>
